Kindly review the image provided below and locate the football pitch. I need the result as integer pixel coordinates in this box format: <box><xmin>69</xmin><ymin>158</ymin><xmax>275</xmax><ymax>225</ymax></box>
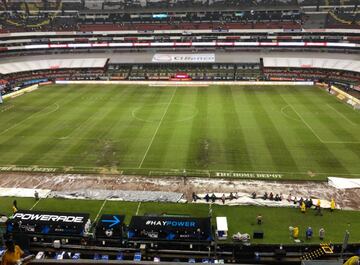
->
<box><xmin>0</xmin><ymin>84</ymin><xmax>359</xmax><ymax>180</ymax></box>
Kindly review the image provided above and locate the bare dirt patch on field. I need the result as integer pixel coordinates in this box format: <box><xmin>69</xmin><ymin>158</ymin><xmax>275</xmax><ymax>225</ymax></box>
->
<box><xmin>0</xmin><ymin>172</ymin><xmax>359</xmax><ymax>210</ymax></box>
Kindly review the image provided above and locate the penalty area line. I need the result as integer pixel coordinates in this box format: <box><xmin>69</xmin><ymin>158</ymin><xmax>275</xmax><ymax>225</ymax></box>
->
<box><xmin>0</xmin><ymin>103</ymin><xmax>59</xmax><ymax>136</ymax></box>
<box><xmin>327</xmin><ymin>104</ymin><xmax>357</xmax><ymax>126</ymax></box>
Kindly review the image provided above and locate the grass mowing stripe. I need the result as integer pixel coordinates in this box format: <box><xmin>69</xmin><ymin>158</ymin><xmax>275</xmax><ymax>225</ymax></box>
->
<box><xmin>272</xmin><ymin>89</ymin><xmax>324</xmax><ymax>174</ymax></box>
<box><xmin>300</xmin><ymin>89</ymin><xmax>360</xmax><ymax>143</ymax></box>
<box><xmin>246</xmin><ymin>88</ymin><xmax>300</xmax><ymax>172</ymax></box>
<box><xmin>138</xmin><ymin>87</ymin><xmax>177</xmax><ymax>168</ymax></box>
<box><xmin>36</xmin><ymin>85</ymin><xmax>124</xmax><ymax>165</ymax></box>
<box><xmin>238</xmin><ymin>88</ymin><xmax>275</xmax><ymax>172</ymax></box>
<box><xmin>0</xmin><ymin>86</ymin><xmax>66</xmax><ymax>130</ymax></box>
<box><xmin>52</xmin><ymin>85</ymin><xmax>135</xmax><ymax>167</ymax></box>
<box><xmin>148</xmin><ymin>88</ymin><xmax>190</xmax><ymax>169</ymax></box>
<box><xmin>282</xmin><ymin>90</ymin><xmax>351</xmax><ymax>175</ymax></box>
<box><xmin>186</xmin><ymin>86</ymin><xmax>209</xmax><ymax>169</ymax></box>
<box><xmin>221</xmin><ymin>85</ymin><xmax>252</xmax><ymax>170</ymax></box>
<box><xmin>13</xmin><ymin>88</ymin><xmax>95</xmax><ymax>166</ymax></box>
<box><xmin>109</xmin><ymin>87</ymin><xmax>169</xmax><ymax>168</ymax></box>
<box><xmin>0</xmin><ymin>88</ymin><xmax>86</xmax><ymax>163</ymax></box>
<box><xmin>326</xmin><ymin>103</ymin><xmax>358</xmax><ymax>126</ymax></box>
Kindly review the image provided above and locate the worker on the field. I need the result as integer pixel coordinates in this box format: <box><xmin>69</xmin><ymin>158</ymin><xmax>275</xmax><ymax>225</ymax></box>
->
<box><xmin>319</xmin><ymin>227</ymin><xmax>325</xmax><ymax>240</ymax></box>
<box><xmin>315</xmin><ymin>199</ymin><xmax>322</xmax><ymax>216</ymax></box>
<box><xmin>306</xmin><ymin>227</ymin><xmax>313</xmax><ymax>240</ymax></box>
<box><xmin>293</xmin><ymin>226</ymin><xmax>299</xmax><ymax>239</ymax></box>
<box><xmin>12</xmin><ymin>200</ymin><xmax>18</xmax><ymax>214</ymax></box>
<box><xmin>343</xmin><ymin>256</ymin><xmax>359</xmax><ymax>265</ymax></box>
<box><xmin>330</xmin><ymin>198</ymin><xmax>336</xmax><ymax>212</ymax></box>
<box><xmin>300</xmin><ymin>201</ymin><xmax>306</xmax><ymax>214</ymax></box>
<box><xmin>256</xmin><ymin>214</ymin><xmax>262</xmax><ymax>225</ymax></box>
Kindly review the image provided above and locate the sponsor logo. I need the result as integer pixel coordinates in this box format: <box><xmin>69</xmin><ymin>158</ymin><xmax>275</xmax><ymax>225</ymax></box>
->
<box><xmin>145</xmin><ymin>220</ymin><xmax>196</xmax><ymax>227</ymax></box>
<box><xmin>216</xmin><ymin>172</ymin><xmax>283</xmax><ymax>179</ymax></box>
<box><xmin>0</xmin><ymin>166</ymin><xmax>57</xmax><ymax>172</ymax></box>
<box><xmin>152</xmin><ymin>54</ymin><xmax>215</xmax><ymax>63</ymax></box>
<box><xmin>13</xmin><ymin>213</ymin><xmax>85</xmax><ymax>223</ymax></box>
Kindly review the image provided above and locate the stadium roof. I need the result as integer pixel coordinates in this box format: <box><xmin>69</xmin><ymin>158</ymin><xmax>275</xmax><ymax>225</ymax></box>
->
<box><xmin>0</xmin><ymin>51</ymin><xmax>358</xmax><ymax>66</ymax></box>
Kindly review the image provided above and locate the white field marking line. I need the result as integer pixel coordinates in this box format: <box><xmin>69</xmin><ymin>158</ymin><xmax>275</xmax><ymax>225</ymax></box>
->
<box><xmin>35</xmin><ymin>103</ymin><xmax>59</xmax><ymax>117</ymax></box>
<box><xmin>30</xmin><ymin>176</ymin><xmax>61</xmax><ymax>210</ymax></box>
<box><xmin>0</xmin><ymin>103</ymin><xmax>59</xmax><ymax>136</ymax></box>
<box><xmin>288</xmin><ymin>103</ymin><xmax>325</xmax><ymax>143</ymax></box>
<box><xmin>131</xmin><ymin>103</ymin><xmax>199</xmax><ymax>124</ymax></box>
<box><xmin>94</xmin><ymin>199</ymin><xmax>107</xmax><ymax>222</ymax></box>
<box><xmin>327</xmin><ymin>104</ymin><xmax>357</xmax><ymax>126</ymax></box>
<box><xmin>138</xmin><ymin>87</ymin><xmax>177</xmax><ymax>168</ymax></box>
<box><xmin>288</xmin><ymin>104</ymin><xmax>360</xmax><ymax>144</ymax></box>
<box><xmin>136</xmin><ymin>201</ymin><xmax>142</xmax><ymax>216</ymax></box>
<box><xmin>280</xmin><ymin>105</ymin><xmax>301</xmax><ymax>122</ymax></box>
<box><xmin>60</xmin><ymin>111</ymin><xmax>97</xmax><ymax>140</ymax></box>
<box><xmin>0</xmin><ymin>105</ymin><xmax>14</xmax><ymax>112</ymax></box>
<box><xmin>29</xmin><ymin>198</ymin><xmax>42</xmax><ymax>210</ymax></box>
<box><xmin>278</xmin><ymin>93</ymin><xmax>327</xmax><ymax>143</ymax></box>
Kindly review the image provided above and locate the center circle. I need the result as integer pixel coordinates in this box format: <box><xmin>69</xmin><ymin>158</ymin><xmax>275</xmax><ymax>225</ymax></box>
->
<box><xmin>132</xmin><ymin>103</ymin><xmax>199</xmax><ymax>123</ymax></box>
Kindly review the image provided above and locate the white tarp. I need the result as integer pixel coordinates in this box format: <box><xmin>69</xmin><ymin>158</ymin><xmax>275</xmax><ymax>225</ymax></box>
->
<box><xmin>0</xmin><ymin>188</ymin><xmax>51</xmax><ymax>198</ymax></box>
<box><xmin>328</xmin><ymin>177</ymin><xmax>360</xmax><ymax>189</ymax></box>
<box><xmin>216</xmin><ymin>217</ymin><xmax>228</xmax><ymax>231</ymax></box>
<box><xmin>49</xmin><ymin>189</ymin><xmax>183</xmax><ymax>202</ymax></box>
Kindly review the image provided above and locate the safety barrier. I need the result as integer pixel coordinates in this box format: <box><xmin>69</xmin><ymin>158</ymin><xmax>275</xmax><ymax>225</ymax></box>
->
<box><xmin>331</xmin><ymin>85</ymin><xmax>360</xmax><ymax>110</ymax></box>
<box><xmin>2</xmin><ymin>84</ymin><xmax>39</xmax><ymax>99</ymax></box>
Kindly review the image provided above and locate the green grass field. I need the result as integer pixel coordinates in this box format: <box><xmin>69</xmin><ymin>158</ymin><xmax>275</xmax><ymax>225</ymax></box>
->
<box><xmin>0</xmin><ymin>84</ymin><xmax>359</xmax><ymax>180</ymax></box>
<box><xmin>1</xmin><ymin>197</ymin><xmax>359</xmax><ymax>244</ymax></box>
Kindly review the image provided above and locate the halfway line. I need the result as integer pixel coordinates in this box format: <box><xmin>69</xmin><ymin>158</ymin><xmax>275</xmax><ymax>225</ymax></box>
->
<box><xmin>138</xmin><ymin>87</ymin><xmax>177</xmax><ymax>168</ymax></box>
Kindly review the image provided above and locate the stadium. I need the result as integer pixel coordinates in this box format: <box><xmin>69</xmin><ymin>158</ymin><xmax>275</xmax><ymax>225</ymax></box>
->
<box><xmin>0</xmin><ymin>0</ymin><xmax>359</xmax><ymax>264</ymax></box>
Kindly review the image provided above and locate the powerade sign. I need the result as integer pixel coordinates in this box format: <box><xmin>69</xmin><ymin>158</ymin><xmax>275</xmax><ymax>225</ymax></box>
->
<box><xmin>7</xmin><ymin>210</ymin><xmax>89</xmax><ymax>236</ymax></box>
<box><xmin>13</xmin><ymin>212</ymin><xmax>85</xmax><ymax>224</ymax></box>
<box><xmin>145</xmin><ymin>220</ymin><xmax>196</xmax><ymax>228</ymax></box>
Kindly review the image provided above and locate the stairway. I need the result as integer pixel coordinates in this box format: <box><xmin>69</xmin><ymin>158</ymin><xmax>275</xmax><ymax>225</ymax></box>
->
<box><xmin>301</xmin><ymin>243</ymin><xmax>333</xmax><ymax>261</ymax></box>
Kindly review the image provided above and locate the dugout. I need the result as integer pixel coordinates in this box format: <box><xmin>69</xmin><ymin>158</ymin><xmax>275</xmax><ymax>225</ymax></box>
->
<box><xmin>6</xmin><ymin>210</ymin><xmax>90</xmax><ymax>242</ymax></box>
<box><xmin>127</xmin><ymin>216</ymin><xmax>212</xmax><ymax>242</ymax></box>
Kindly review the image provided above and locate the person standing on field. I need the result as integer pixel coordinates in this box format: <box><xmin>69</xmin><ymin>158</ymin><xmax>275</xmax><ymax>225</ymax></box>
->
<box><xmin>319</xmin><ymin>227</ymin><xmax>325</xmax><ymax>240</ymax></box>
<box><xmin>300</xmin><ymin>201</ymin><xmax>306</xmax><ymax>214</ymax></box>
<box><xmin>12</xmin><ymin>200</ymin><xmax>18</xmax><ymax>214</ymax></box>
<box><xmin>330</xmin><ymin>198</ymin><xmax>335</xmax><ymax>212</ymax></box>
